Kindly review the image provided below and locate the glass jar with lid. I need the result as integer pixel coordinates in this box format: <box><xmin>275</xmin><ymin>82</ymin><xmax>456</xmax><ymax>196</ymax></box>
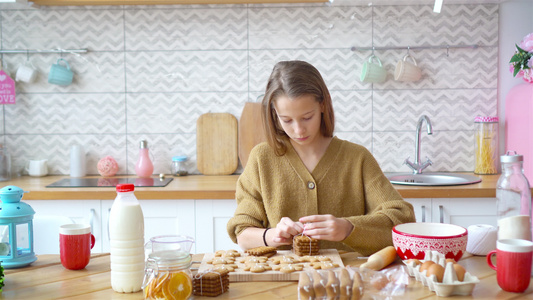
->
<box><xmin>143</xmin><ymin>235</ymin><xmax>194</xmax><ymax>300</ymax></box>
<box><xmin>171</xmin><ymin>156</ymin><xmax>188</xmax><ymax>177</ymax></box>
<box><xmin>474</xmin><ymin>116</ymin><xmax>499</xmax><ymax>174</ymax></box>
<box><xmin>496</xmin><ymin>151</ymin><xmax>532</xmax><ymax>241</ymax></box>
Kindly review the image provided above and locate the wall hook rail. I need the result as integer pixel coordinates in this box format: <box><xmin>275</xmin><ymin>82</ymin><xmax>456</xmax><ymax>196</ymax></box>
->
<box><xmin>350</xmin><ymin>45</ymin><xmax>479</xmax><ymax>51</ymax></box>
<box><xmin>0</xmin><ymin>48</ymin><xmax>88</xmax><ymax>54</ymax></box>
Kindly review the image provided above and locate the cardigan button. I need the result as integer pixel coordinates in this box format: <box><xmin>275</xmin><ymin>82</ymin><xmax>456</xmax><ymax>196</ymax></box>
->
<box><xmin>307</xmin><ymin>181</ymin><xmax>315</xmax><ymax>189</ymax></box>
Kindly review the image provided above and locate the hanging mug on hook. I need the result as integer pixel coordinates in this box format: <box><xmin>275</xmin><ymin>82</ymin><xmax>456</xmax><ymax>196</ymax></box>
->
<box><xmin>16</xmin><ymin>60</ymin><xmax>37</xmax><ymax>83</ymax></box>
<box><xmin>394</xmin><ymin>54</ymin><xmax>422</xmax><ymax>82</ymax></box>
<box><xmin>48</xmin><ymin>58</ymin><xmax>74</xmax><ymax>86</ymax></box>
<box><xmin>360</xmin><ymin>55</ymin><xmax>387</xmax><ymax>83</ymax></box>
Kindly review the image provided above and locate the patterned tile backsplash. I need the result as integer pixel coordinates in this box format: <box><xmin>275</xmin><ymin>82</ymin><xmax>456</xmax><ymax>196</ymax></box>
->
<box><xmin>0</xmin><ymin>2</ymin><xmax>498</xmax><ymax>176</ymax></box>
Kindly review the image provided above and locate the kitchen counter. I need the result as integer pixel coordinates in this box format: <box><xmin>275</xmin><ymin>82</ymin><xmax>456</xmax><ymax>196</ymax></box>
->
<box><xmin>2</xmin><ymin>252</ymin><xmax>532</xmax><ymax>299</ymax></box>
<box><xmin>2</xmin><ymin>173</ymin><xmax>502</xmax><ymax>200</ymax></box>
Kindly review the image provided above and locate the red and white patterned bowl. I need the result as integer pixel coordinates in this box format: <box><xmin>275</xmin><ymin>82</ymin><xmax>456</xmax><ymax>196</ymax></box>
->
<box><xmin>392</xmin><ymin>222</ymin><xmax>468</xmax><ymax>261</ymax></box>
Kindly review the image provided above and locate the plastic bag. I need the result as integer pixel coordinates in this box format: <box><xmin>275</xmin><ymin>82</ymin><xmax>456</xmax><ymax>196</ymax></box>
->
<box><xmin>298</xmin><ymin>265</ymin><xmax>409</xmax><ymax>300</ymax></box>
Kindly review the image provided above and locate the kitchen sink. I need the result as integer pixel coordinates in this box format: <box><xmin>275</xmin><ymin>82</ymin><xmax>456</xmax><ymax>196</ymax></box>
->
<box><xmin>386</xmin><ymin>172</ymin><xmax>482</xmax><ymax>186</ymax></box>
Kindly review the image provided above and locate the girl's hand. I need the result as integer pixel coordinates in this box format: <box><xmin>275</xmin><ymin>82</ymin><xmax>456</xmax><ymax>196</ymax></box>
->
<box><xmin>298</xmin><ymin>214</ymin><xmax>354</xmax><ymax>242</ymax></box>
<box><xmin>270</xmin><ymin>217</ymin><xmax>304</xmax><ymax>246</ymax></box>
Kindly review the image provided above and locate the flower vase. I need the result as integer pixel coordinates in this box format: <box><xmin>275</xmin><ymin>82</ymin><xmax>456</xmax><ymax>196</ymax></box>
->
<box><xmin>505</xmin><ymin>82</ymin><xmax>533</xmax><ymax>183</ymax></box>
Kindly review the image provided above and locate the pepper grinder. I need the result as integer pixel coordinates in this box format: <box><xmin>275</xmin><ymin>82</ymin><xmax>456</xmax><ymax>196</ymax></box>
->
<box><xmin>135</xmin><ymin>140</ymin><xmax>154</xmax><ymax>178</ymax></box>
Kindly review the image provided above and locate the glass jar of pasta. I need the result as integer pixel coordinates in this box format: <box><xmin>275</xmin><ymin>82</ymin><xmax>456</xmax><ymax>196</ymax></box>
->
<box><xmin>474</xmin><ymin>116</ymin><xmax>499</xmax><ymax>174</ymax></box>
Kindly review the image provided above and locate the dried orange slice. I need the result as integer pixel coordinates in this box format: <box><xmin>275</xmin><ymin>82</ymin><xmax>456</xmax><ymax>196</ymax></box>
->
<box><xmin>163</xmin><ymin>271</ymin><xmax>192</xmax><ymax>300</ymax></box>
<box><xmin>145</xmin><ymin>271</ymin><xmax>170</xmax><ymax>299</ymax></box>
<box><xmin>144</xmin><ymin>276</ymin><xmax>157</xmax><ymax>299</ymax></box>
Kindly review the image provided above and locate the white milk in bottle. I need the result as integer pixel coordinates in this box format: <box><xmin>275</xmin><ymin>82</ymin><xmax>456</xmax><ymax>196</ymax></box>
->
<box><xmin>109</xmin><ymin>183</ymin><xmax>145</xmax><ymax>293</ymax></box>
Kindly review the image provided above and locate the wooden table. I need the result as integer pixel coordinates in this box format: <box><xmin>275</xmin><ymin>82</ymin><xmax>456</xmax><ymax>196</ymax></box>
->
<box><xmin>2</xmin><ymin>252</ymin><xmax>532</xmax><ymax>299</ymax></box>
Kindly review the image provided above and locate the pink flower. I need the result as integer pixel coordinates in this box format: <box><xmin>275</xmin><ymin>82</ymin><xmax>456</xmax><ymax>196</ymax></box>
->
<box><xmin>523</xmin><ymin>69</ymin><xmax>533</xmax><ymax>83</ymax></box>
<box><xmin>520</xmin><ymin>32</ymin><xmax>533</xmax><ymax>52</ymax></box>
<box><xmin>528</xmin><ymin>57</ymin><xmax>533</xmax><ymax>69</ymax></box>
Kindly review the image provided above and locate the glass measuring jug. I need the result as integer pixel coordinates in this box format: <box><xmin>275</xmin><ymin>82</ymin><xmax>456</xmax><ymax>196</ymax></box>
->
<box><xmin>142</xmin><ymin>235</ymin><xmax>195</xmax><ymax>300</ymax></box>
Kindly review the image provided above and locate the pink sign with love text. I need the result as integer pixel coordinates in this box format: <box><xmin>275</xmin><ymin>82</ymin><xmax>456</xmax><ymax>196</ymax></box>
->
<box><xmin>0</xmin><ymin>70</ymin><xmax>16</xmax><ymax>104</ymax></box>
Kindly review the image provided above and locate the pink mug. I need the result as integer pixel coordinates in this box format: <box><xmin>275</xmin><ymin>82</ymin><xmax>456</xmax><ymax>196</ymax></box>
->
<box><xmin>486</xmin><ymin>239</ymin><xmax>533</xmax><ymax>293</ymax></box>
<box><xmin>59</xmin><ymin>224</ymin><xmax>95</xmax><ymax>270</ymax></box>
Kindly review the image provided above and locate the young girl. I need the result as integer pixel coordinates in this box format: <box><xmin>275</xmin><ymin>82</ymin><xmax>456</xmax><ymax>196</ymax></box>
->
<box><xmin>227</xmin><ymin>60</ymin><xmax>415</xmax><ymax>256</ymax></box>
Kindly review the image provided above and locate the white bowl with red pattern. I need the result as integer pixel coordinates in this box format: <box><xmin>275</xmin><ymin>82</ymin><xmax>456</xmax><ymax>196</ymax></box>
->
<box><xmin>392</xmin><ymin>222</ymin><xmax>468</xmax><ymax>261</ymax></box>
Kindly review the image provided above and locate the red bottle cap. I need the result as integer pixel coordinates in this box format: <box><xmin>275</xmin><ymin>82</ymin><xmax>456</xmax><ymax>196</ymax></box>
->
<box><xmin>116</xmin><ymin>183</ymin><xmax>134</xmax><ymax>192</ymax></box>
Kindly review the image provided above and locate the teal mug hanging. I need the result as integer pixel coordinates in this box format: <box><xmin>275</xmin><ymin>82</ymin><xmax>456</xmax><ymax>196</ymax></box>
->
<box><xmin>48</xmin><ymin>58</ymin><xmax>73</xmax><ymax>86</ymax></box>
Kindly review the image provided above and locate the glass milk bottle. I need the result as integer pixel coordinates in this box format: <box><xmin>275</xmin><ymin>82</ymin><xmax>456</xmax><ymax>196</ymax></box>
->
<box><xmin>135</xmin><ymin>140</ymin><xmax>154</xmax><ymax>178</ymax></box>
<box><xmin>109</xmin><ymin>183</ymin><xmax>145</xmax><ymax>293</ymax></box>
<box><xmin>496</xmin><ymin>151</ymin><xmax>532</xmax><ymax>242</ymax></box>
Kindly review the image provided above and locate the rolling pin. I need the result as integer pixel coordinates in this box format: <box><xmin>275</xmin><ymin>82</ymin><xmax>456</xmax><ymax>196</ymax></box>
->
<box><xmin>359</xmin><ymin>246</ymin><xmax>398</xmax><ymax>271</ymax></box>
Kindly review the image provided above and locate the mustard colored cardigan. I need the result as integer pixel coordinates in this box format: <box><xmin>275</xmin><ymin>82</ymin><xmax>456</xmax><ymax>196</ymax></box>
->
<box><xmin>226</xmin><ymin>137</ymin><xmax>415</xmax><ymax>256</ymax></box>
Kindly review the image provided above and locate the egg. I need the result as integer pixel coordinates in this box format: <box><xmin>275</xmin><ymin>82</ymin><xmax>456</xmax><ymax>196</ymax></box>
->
<box><xmin>407</xmin><ymin>259</ymin><xmax>422</xmax><ymax>266</ymax></box>
<box><xmin>427</xmin><ymin>263</ymin><xmax>445</xmax><ymax>282</ymax></box>
<box><xmin>445</xmin><ymin>258</ymin><xmax>456</xmax><ymax>264</ymax></box>
<box><xmin>419</xmin><ymin>260</ymin><xmax>435</xmax><ymax>273</ymax></box>
<box><xmin>453</xmin><ymin>263</ymin><xmax>466</xmax><ymax>281</ymax></box>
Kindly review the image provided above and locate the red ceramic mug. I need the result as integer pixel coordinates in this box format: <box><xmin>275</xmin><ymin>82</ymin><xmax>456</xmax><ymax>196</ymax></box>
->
<box><xmin>486</xmin><ymin>239</ymin><xmax>533</xmax><ymax>293</ymax></box>
<box><xmin>59</xmin><ymin>224</ymin><xmax>95</xmax><ymax>270</ymax></box>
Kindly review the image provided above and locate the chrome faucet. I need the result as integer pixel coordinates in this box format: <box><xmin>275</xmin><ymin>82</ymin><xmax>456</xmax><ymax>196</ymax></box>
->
<box><xmin>404</xmin><ymin>115</ymin><xmax>433</xmax><ymax>174</ymax></box>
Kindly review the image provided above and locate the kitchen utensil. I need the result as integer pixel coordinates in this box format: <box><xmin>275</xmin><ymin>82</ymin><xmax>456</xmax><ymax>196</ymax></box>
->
<box><xmin>196</xmin><ymin>113</ymin><xmax>238</xmax><ymax>175</ymax></box>
<box><xmin>392</xmin><ymin>222</ymin><xmax>468</xmax><ymax>261</ymax></box>
<box><xmin>360</xmin><ymin>55</ymin><xmax>387</xmax><ymax>83</ymax></box>
<box><xmin>394</xmin><ymin>54</ymin><xmax>422</xmax><ymax>82</ymax></box>
<box><xmin>238</xmin><ymin>98</ymin><xmax>266</xmax><ymax>168</ymax></box>
<box><xmin>48</xmin><ymin>58</ymin><xmax>73</xmax><ymax>86</ymax></box>
<box><xmin>486</xmin><ymin>239</ymin><xmax>533</xmax><ymax>293</ymax></box>
<box><xmin>59</xmin><ymin>223</ymin><xmax>95</xmax><ymax>270</ymax></box>
<box><xmin>26</xmin><ymin>159</ymin><xmax>48</xmax><ymax>177</ymax></box>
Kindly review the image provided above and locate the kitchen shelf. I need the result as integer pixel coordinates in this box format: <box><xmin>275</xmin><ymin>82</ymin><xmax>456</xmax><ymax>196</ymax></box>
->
<box><xmin>0</xmin><ymin>49</ymin><xmax>88</xmax><ymax>54</ymax></box>
<box><xmin>31</xmin><ymin>0</ymin><xmax>328</xmax><ymax>6</ymax></box>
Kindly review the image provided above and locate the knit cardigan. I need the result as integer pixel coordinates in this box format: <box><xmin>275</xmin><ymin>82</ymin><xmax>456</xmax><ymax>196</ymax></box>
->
<box><xmin>226</xmin><ymin>137</ymin><xmax>415</xmax><ymax>256</ymax></box>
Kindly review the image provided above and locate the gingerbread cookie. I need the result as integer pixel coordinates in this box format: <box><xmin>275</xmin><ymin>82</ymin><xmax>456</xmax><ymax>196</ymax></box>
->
<box><xmin>214</xmin><ymin>249</ymin><xmax>241</xmax><ymax>258</ymax></box>
<box><xmin>308</xmin><ymin>261</ymin><xmax>339</xmax><ymax>270</ymax></box>
<box><xmin>245</xmin><ymin>246</ymin><xmax>277</xmax><ymax>257</ymax></box>
<box><xmin>293</xmin><ymin>235</ymin><xmax>320</xmax><ymax>256</ymax></box>
<box><xmin>211</xmin><ymin>264</ymin><xmax>238</xmax><ymax>272</ymax></box>
<box><xmin>238</xmin><ymin>256</ymin><xmax>268</xmax><ymax>264</ymax></box>
<box><xmin>269</xmin><ymin>255</ymin><xmax>301</xmax><ymax>265</ymax></box>
<box><xmin>193</xmin><ymin>269</ymin><xmax>230</xmax><ymax>297</ymax></box>
<box><xmin>243</xmin><ymin>263</ymin><xmax>272</xmax><ymax>273</ymax></box>
<box><xmin>206</xmin><ymin>257</ymin><xmax>235</xmax><ymax>265</ymax></box>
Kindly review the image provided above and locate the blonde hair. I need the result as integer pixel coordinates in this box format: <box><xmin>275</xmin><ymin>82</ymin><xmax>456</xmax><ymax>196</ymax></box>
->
<box><xmin>261</xmin><ymin>60</ymin><xmax>335</xmax><ymax>156</ymax></box>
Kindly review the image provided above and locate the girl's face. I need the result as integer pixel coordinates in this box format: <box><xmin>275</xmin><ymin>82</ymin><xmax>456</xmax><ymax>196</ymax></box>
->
<box><xmin>273</xmin><ymin>94</ymin><xmax>323</xmax><ymax>147</ymax></box>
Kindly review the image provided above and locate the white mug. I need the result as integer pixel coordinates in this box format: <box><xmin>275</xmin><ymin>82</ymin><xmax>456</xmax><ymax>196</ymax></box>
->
<box><xmin>26</xmin><ymin>159</ymin><xmax>48</xmax><ymax>177</ymax></box>
<box><xmin>394</xmin><ymin>54</ymin><xmax>422</xmax><ymax>82</ymax></box>
<box><xmin>16</xmin><ymin>62</ymin><xmax>37</xmax><ymax>83</ymax></box>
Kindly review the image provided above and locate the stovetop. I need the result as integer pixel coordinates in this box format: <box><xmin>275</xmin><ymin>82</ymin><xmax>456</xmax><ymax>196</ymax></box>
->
<box><xmin>46</xmin><ymin>177</ymin><xmax>173</xmax><ymax>188</ymax></box>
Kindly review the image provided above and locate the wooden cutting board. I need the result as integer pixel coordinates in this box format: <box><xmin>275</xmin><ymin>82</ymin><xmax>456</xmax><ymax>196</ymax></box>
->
<box><xmin>238</xmin><ymin>102</ymin><xmax>266</xmax><ymax>168</ymax></box>
<box><xmin>197</xmin><ymin>249</ymin><xmax>344</xmax><ymax>282</ymax></box>
<box><xmin>196</xmin><ymin>113</ymin><xmax>238</xmax><ymax>175</ymax></box>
